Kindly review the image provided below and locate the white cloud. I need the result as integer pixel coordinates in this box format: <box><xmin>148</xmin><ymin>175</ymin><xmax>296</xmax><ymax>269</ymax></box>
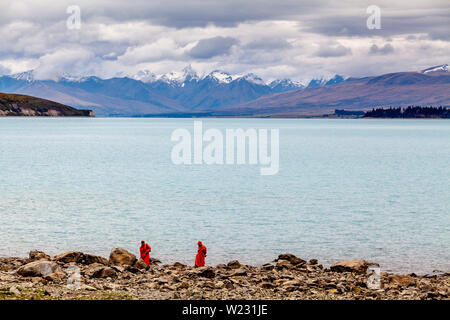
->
<box><xmin>34</xmin><ymin>47</ymin><xmax>96</xmax><ymax>80</ymax></box>
<box><xmin>0</xmin><ymin>0</ymin><xmax>448</xmax><ymax>82</ymax></box>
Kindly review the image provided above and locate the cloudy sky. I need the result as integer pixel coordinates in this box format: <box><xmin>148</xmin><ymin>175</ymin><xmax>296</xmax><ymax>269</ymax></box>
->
<box><xmin>1</xmin><ymin>0</ymin><xmax>449</xmax><ymax>83</ymax></box>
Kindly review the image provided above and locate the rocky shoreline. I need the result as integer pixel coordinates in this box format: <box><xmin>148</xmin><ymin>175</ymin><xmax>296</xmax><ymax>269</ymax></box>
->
<box><xmin>0</xmin><ymin>249</ymin><xmax>448</xmax><ymax>300</ymax></box>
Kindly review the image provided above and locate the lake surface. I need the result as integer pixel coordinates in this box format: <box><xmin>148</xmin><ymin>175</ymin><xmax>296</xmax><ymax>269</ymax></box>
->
<box><xmin>0</xmin><ymin>118</ymin><xmax>449</xmax><ymax>273</ymax></box>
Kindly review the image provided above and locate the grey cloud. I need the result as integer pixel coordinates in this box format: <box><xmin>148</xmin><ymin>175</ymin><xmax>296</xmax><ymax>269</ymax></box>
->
<box><xmin>0</xmin><ymin>0</ymin><xmax>319</xmax><ymax>28</ymax></box>
<box><xmin>0</xmin><ymin>0</ymin><xmax>448</xmax><ymax>80</ymax></box>
<box><xmin>244</xmin><ymin>38</ymin><xmax>292</xmax><ymax>50</ymax></box>
<box><xmin>2</xmin><ymin>0</ymin><xmax>448</xmax><ymax>39</ymax></box>
<box><xmin>303</xmin><ymin>8</ymin><xmax>450</xmax><ymax>41</ymax></box>
<box><xmin>369</xmin><ymin>44</ymin><xmax>394</xmax><ymax>55</ymax></box>
<box><xmin>188</xmin><ymin>36</ymin><xmax>238</xmax><ymax>59</ymax></box>
<box><xmin>316</xmin><ymin>44</ymin><xmax>351</xmax><ymax>57</ymax></box>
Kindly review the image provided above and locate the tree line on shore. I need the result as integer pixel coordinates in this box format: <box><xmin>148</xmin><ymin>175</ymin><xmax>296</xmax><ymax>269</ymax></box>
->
<box><xmin>363</xmin><ymin>106</ymin><xmax>450</xmax><ymax>118</ymax></box>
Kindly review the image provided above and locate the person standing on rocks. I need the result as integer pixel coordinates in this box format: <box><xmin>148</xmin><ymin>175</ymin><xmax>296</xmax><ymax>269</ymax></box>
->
<box><xmin>195</xmin><ymin>241</ymin><xmax>207</xmax><ymax>268</ymax></box>
<box><xmin>140</xmin><ymin>240</ymin><xmax>151</xmax><ymax>270</ymax></box>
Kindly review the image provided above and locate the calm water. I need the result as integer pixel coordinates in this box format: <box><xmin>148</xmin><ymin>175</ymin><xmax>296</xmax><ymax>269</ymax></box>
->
<box><xmin>0</xmin><ymin>118</ymin><xmax>449</xmax><ymax>274</ymax></box>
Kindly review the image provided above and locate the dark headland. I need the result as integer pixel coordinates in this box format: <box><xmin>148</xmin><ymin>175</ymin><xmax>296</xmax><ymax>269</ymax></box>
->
<box><xmin>0</xmin><ymin>93</ymin><xmax>94</xmax><ymax>117</ymax></box>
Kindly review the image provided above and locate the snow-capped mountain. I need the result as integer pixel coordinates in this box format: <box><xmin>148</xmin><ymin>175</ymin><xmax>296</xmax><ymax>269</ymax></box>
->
<box><xmin>11</xmin><ymin>70</ymin><xmax>34</xmax><ymax>82</ymax></box>
<box><xmin>0</xmin><ymin>67</ymin><xmax>339</xmax><ymax>115</ymax></box>
<box><xmin>237</xmin><ymin>73</ymin><xmax>266</xmax><ymax>85</ymax></box>
<box><xmin>205</xmin><ymin>70</ymin><xmax>236</xmax><ymax>83</ymax></box>
<box><xmin>2</xmin><ymin>66</ymin><xmax>303</xmax><ymax>115</ymax></box>
<box><xmin>3</xmin><ymin>64</ymin><xmax>446</xmax><ymax>116</ymax></box>
<box><xmin>269</xmin><ymin>79</ymin><xmax>304</xmax><ymax>92</ymax></box>
<box><xmin>132</xmin><ymin>68</ymin><xmax>274</xmax><ymax>86</ymax></box>
<box><xmin>421</xmin><ymin>64</ymin><xmax>448</xmax><ymax>74</ymax></box>
<box><xmin>157</xmin><ymin>65</ymin><xmax>200</xmax><ymax>85</ymax></box>
<box><xmin>132</xmin><ymin>70</ymin><xmax>157</xmax><ymax>83</ymax></box>
<box><xmin>307</xmin><ymin>74</ymin><xmax>345</xmax><ymax>88</ymax></box>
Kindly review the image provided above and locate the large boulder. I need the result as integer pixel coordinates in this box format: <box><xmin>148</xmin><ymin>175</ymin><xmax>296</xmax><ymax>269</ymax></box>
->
<box><xmin>386</xmin><ymin>275</ymin><xmax>416</xmax><ymax>287</ymax></box>
<box><xmin>84</xmin><ymin>254</ymin><xmax>109</xmax><ymax>265</ymax></box>
<box><xmin>43</xmin><ymin>271</ymin><xmax>65</xmax><ymax>282</ymax></box>
<box><xmin>172</xmin><ymin>262</ymin><xmax>187</xmax><ymax>269</ymax></box>
<box><xmin>277</xmin><ymin>254</ymin><xmax>306</xmax><ymax>266</ymax></box>
<box><xmin>227</xmin><ymin>260</ymin><xmax>241</xmax><ymax>269</ymax></box>
<box><xmin>330</xmin><ymin>260</ymin><xmax>378</xmax><ymax>274</ymax></box>
<box><xmin>54</xmin><ymin>251</ymin><xmax>85</xmax><ymax>264</ymax></box>
<box><xmin>0</xmin><ymin>258</ymin><xmax>28</xmax><ymax>272</ymax></box>
<box><xmin>17</xmin><ymin>261</ymin><xmax>61</xmax><ymax>277</ymax></box>
<box><xmin>276</xmin><ymin>259</ymin><xmax>293</xmax><ymax>269</ymax></box>
<box><xmin>189</xmin><ymin>267</ymin><xmax>215</xmax><ymax>278</ymax></box>
<box><xmin>29</xmin><ymin>250</ymin><xmax>51</xmax><ymax>261</ymax></box>
<box><xmin>198</xmin><ymin>268</ymin><xmax>215</xmax><ymax>278</ymax></box>
<box><xmin>109</xmin><ymin>248</ymin><xmax>137</xmax><ymax>266</ymax></box>
<box><xmin>88</xmin><ymin>266</ymin><xmax>117</xmax><ymax>279</ymax></box>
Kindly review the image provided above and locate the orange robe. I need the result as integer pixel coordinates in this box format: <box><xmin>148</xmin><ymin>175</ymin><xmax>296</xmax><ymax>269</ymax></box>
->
<box><xmin>195</xmin><ymin>244</ymin><xmax>207</xmax><ymax>267</ymax></box>
<box><xmin>140</xmin><ymin>243</ymin><xmax>151</xmax><ymax>267</ymax></box>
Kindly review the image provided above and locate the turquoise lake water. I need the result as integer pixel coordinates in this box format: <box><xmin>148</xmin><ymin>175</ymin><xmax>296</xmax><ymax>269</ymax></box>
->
<box><xmin>0</xmin><ymin>118</ymin><xmax>449</xmax><ymax>273</ymax></box>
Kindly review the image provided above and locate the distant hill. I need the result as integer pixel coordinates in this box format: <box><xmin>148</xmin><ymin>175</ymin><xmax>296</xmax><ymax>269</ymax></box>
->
<box><xmin>0</xmin><ymin>93</ymin><xmax>94</xmax><ymax>117</ymax></box>
<box><xmin>216</xmin><ymin>69</ymin><xmax>450</xmax><ymax>116</ymax></box>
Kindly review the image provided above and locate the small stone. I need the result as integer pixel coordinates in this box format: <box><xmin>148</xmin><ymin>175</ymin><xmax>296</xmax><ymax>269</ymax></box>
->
<box><xmin>177</xmin><ymin>282</ymin><xmax>190</xmax><ymax>290</ymax></box>
<box><xmin>134</xmin><ymin>259</ymin><xmax>148</xmax><ymax>270</ymax></box>
<box><xmin>9</xmin><ymin>286</ymin><xmax>20</xmax><ymax>295</ymax></box>
<box><xmin>231</xmin><ymin>268</ymin><xmax>247</xmax><ymax>277</ymax></box>
<box><xmin>276</xmin><ymin>260</ymin><xmax>292</xmax><ymax>269</ymax></box>
<box><xmin>260</xmin><ymin>282</ymin><xmax>276</xmax><ymax>289</ymax></box>
<box><xmin>196</xmin><ymin>267</ymin><xmax>215</xmax><ymax>278</ymax></box>
<box><xmin>224</xmin><ymin>281</ymin><xmax>235</xmax><ymax>290</ymax></box>
<box><xmin>261</xmin><ymin>264</ymin><xmax>274</xmax><ymax>271</ymax></box>
<box><xmin>82</xmin><ymin>284</ymin><xmax>96</xmax><ymax>291</ymax></box>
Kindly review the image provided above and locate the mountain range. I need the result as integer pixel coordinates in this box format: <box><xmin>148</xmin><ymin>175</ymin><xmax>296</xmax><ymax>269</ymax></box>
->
<box><xmin>0</xmin><ymin>64</ymin><xmax>448</xmax><ymax>117</ymax></box>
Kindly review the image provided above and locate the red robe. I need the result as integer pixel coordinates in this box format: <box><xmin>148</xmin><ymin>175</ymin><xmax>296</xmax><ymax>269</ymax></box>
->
<box><xmin>140</xmin><ymin>243</ymin><xmax>151</xmax><ymax>267</ymax></box>
<box><xmin>195</xmin><ymin>244</ymin><xmax>207</xmax><ymax>267</ymax></box>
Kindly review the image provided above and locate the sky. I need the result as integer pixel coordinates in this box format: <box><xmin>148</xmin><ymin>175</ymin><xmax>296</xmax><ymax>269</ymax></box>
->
<box><xmin>1</xmin><ymin>0</ymin><xmax>449</xmax><ymax>83</ymax></box>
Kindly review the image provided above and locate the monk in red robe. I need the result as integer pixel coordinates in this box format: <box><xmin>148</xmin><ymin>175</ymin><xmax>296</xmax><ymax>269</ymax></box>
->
<box><xmin>195</xmin><ymin>241</ymin><xmax>207</xmax><ymax>268</ymax></box>
<box><xmin>140</xmin><ymin>240</ymin><xmax>151</xmax><ymax>269</ymax></box>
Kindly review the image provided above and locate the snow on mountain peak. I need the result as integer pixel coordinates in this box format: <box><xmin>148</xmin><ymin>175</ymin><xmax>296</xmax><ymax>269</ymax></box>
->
<box><xmin>132</xmin><ymin>70</ymin><xmax>157</xmax><ymax>83</ymax></box>
<box><xmin>11</xmin><ymin>70</ymin><xmax>34</xmax><ymax>82</ymax></box>
<box><xmin>269</xmin><ymin>78</ymin><xmax>304</xmax><ymax>87</ymax></box>
<box><xmin>207</xmin><ymin>70</ymin><xmax>235</xmax><ymax>83</ymax></box>
<box><xmin>59</xmin><ymin>72</ymin><xmax>98</xmax><ymax>82</ymax></box>
<box><xmin>182</xmin><ymin>65</ymin><xmax>199</xmax><ymax>81</ymax></box>
<box><xmin>307</xmin><ymin>74</ymin><xmax>344</xmax><ymax>87</ymax></box>
<box><xmin>157</xmin><ymin>65</ymin><xmax>200</xmax><ymax>85</ymax></box>
<box><xmin>239</xmin><ymin>73</ymin><xmax>266</xmax><ymax>85</ymax></box>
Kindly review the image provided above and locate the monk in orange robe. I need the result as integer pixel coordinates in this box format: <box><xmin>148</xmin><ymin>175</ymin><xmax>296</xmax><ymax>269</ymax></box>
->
<box><xmin>195</xmin><ymin>241</ymin><xmax>207</xmax><ymax>268</ymax></box>
<box><xmin>140</xmin><ymin>240</ymin><xmax>151</xmax><ymax>269</ymax></box>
